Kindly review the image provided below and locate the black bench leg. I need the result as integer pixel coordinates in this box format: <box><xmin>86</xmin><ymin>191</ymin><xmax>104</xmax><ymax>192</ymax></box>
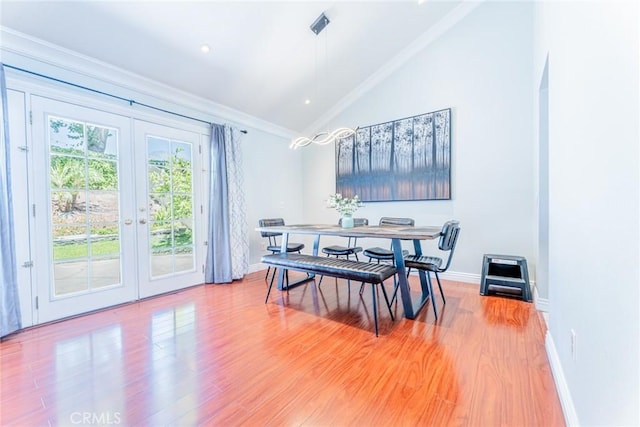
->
<box><xmin>265</xmin><ymin>266</ymin><xmax>271</xmax><ymax>281</ymax></box>
<box><xmin>390</xmin><ymin>275</ymin><xmax>398</xmax><ymax>305</ymax></box>
<box><xmin>265</xmin><ymin>268</ymin><xmax>291</xmax><ymax>303</ymax></box>
<box><xmin>380</xmin><ymin>282</ymin><xmax>395</xmax><ymax>322</ymax></box>
<box><xmin>371</xmin><ymin>284</ymin><xmax>379</xmax><ymax>337</ymax></box>
<box><xmin>265</xmin><ymin>269</ymin><xmax>277</xmax><ymax>303</ymax></box>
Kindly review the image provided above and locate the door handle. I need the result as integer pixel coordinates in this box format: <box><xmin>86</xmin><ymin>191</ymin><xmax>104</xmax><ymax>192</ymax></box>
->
<box><xmin>124</xmin><ymin>219</ymin><xmax>133</xmax><ymax>225</ymax></box>
<box><xmin>139</xmin><ymin>218</ymin><xmax>147</xmax><ymax>225</ymax></box>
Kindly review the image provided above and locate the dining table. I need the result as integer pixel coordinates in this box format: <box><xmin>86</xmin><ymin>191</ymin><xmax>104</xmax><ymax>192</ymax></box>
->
<box><xmin>255</xmin><ymin>223</ymin><xmax>443</xmax><ymax>320</ymax></box>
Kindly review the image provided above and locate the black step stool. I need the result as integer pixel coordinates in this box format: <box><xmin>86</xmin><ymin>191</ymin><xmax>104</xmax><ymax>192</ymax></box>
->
<box><xmin>480</xmin><ymin>254</ymin><xmax>532</xmax><ymax>302</ymax></box>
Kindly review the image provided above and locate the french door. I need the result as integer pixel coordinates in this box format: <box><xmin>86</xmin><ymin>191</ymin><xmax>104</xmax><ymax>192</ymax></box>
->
<box><xmin>134</xmin><ymin>120</ymin><xmax>203</xmax><ymax>298</ymax></box>
<box><xmin>31</xmin><ymin>97</ymin><xmax>204</xmax><ymax>323</ymax></box>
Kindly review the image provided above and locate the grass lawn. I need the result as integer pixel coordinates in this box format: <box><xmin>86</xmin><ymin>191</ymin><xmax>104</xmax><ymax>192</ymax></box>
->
<box><xmin>53</xmin><ymin>239</ymin><xmax>122</xmax><ymax>260</ymax></box>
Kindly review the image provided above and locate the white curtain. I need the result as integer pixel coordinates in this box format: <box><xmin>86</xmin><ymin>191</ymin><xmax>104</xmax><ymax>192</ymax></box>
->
<box><xmin>0</xmin><ymin>63</ymin><xmax>21</xmax><ymax>337</ymax></box>
<box><xmin>204</xmin><ymin>124</ymin><xmax>248</xmax><ymax>283</ymax></box>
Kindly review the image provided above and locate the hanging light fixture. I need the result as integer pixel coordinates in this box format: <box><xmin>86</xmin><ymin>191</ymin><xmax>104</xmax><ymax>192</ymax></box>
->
<box><xmin>290</xmin><ymin>12</ymin><xmax>356</xmax><ymax>149</ymax></box>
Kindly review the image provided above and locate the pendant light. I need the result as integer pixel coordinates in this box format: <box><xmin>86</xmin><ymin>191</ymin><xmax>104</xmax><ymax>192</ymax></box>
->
<box><xmin>290</xmin><ymin>12</ymin><xmax>356</xmax><ymax>149</ymax></box>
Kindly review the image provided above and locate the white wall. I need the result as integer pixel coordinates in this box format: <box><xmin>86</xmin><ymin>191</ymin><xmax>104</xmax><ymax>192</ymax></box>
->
<box><xmin>301</xmin><ymin>1</ymin><xmax>535</xmax><ymax>281</ymax></box>
<box><xmin>243</xmin><ymin>129</ymin><xmax>305</xmax><ymax>268</ymax></box>
<box><xmin>534</xmin><ymin>1</ymin><xmax>640</xmax><ymax>425</ymax></box>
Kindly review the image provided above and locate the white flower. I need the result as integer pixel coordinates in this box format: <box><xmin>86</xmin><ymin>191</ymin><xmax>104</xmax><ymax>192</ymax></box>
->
<box><xmin>327</xmin><ymin>193</ymin><xmax>363</xmax><ymax>216</ymax></box>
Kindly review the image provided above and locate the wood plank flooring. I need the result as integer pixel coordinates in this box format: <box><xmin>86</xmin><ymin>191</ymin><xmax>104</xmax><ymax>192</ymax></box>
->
<box><xmin>0</xmin><ymin>271</ymin><xmax>565</xmax><ymax>426</ymax></box>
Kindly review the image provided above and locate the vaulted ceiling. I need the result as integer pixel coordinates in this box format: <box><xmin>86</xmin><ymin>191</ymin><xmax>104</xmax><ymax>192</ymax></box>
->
<box><xmin>1</xmin><ymin>1</ymin><xmax>466</xmax><ymax>133</ymax></box>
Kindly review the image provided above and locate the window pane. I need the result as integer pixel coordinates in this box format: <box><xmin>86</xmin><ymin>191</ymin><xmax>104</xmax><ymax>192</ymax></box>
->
<box><xmin>151</xmin><ymin>251</ymin><xmax>173</xmax><ymax>277</ymax></box>
<box><xmin>148</xmin><ymin>137</ymin><xmax>171</xmax><ymax>164</ymax></box>
<box><xmin>87</xmin><ymin>191</ymin><xmax>119</xmax><ymax>223</ymax></box>
<box><xmin>149</xmin><ymin>194</ymin><xmax>171</xmax><ymax>222</ymax></box>
<box><xmin>50</xmin><ymin>156</ymin><xmax>86</xmax><ymax>190</ymax></box>
<box><xmin>88</xmin><ymin>159</ymin><xmax>118</xmax><ymax>190</ymax></box>
<box><xmin>172</xmin><ymin>141</ymin><xmax>192</xmax><ymax>168</ymax></box>
<box><xmin>51</xmin><ymin>191</ymin><xmax>86</xmax><ymax>224</ymax></box>
<box><xmin>150</xmin><ymin>222</ymin><xmax>172</xmax><ymax>251</ymax></box>
<box><xmin>54</xmin><ymin>261</ymin><xmax>88</xmax><ymax>296</ymax></box>
<box><xmin>89</xmin><ymin>232</ymin><xmax>120</xmax><ymax>257</ymax></box>
<box><xmin>172</xmin><ymin>168</ymin><xmax>192</xmax><ymax>194</ymax></box>
<box><xmin>53</xmin><ymin>225</ymin><xmax>88</xmax><ymax>261</ymax></box>
<box><xmin>91</xmin><ymin>257</ymin><xmax>121</xmax><ymax>289</ymax></box>
<box><xmin>49</xmin><ymin>117</ymin><xmax>85</xmax><ymax>155</ymax></box>
<box><xmin>172</xmin><ymin>195</ymin><xmax>192</xmax><ymax>219</ymax></box>
<box><xmin>86</xmin><ymin>124</ymin><xmax>117</xmax><ymax>157</ymax></box>
<box><xmin>148</xmin><ymin>165</ymin><xmax>170</xmax><ymax>193</ymax></box>
<box><xmin>173</xmin><ymin>223</ymin><xmax>193</xmax><ymax>246</ymax></box>
<box><xmin>174</xmin><ymin>247</ymin><xmax>194</xmax><ymax>274</ymax></box>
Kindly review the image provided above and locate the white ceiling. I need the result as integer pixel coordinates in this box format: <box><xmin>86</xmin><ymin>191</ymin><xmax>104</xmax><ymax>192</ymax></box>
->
<box><xmin>0</xmin><ymin>1</ymin><xmax>465</xmax><ymax>133</ymax></box>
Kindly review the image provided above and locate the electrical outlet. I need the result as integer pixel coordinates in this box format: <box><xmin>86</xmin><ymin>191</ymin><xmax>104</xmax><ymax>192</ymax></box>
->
<box><xmin>570</xmin><ymin>329</ymin><xmax>577</xmax><ymax>361</ymax></box>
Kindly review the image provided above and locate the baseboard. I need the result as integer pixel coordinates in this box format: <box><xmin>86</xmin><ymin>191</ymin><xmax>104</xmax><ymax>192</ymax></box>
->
<box><xmin>533</xmin><ymin>285</ymin><xmax>550</xmax><ymax>312</ymax></box>
<box><xmin>435</xmin><ymin>270</ymin><xmax>480</xmax><ymax>284</ymax></box>
<box><xmin>545</xmin><ymin>332</ymin><xmax>580</xmax><ymax>426</ymax></box>
<box><xmin>249</xmin><ymin>263</ymin><xmax>266</xmax><ymax>274</ymax></box>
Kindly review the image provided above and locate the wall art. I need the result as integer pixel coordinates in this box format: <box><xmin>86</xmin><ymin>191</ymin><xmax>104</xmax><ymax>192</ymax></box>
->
<box><xmin>335</xmin><ymin>108</ymin><xmax>451</xmax><ymax>202</ymax></box>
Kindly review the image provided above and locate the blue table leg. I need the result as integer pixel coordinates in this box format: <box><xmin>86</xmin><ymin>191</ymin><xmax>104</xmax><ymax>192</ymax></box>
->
<box><xmin>276</xmin><ymin>232</ymin><xmax>316</xmax><ymax>291</ymax></box>
<box><xmin>393</xmin><ymin>238</ymin><xmax>434</xmax><ymax>320</ymax></box>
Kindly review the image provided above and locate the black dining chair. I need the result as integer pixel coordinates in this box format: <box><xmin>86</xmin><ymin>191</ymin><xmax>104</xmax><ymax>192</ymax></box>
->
<box><xmin>362</xmin><ymin>217</ymin><xmax>414</xmax><ymax>301</ymax></box>
<box><xmin>322</xmin><ymin>217</ymin><xmax>368</xmax><ymax>260</ymax></box>
<box><xmin>318</xmin><ymin>217</ymin><xmax>368</xmax><ymax>286</ymax></box>
<box><xmin>259</xmin><ymin>218</ymin><xmax>305</xmax><ymax>283</ymax></box>
<box><xmin>363</xmin><ymin>217</ymin><xmax>415</xmax><ymax>263</ymax></box>
<box><xmin>403</xmin><ymin>220</ymin><xmax>460</xmax><ymax>319</ymax></box>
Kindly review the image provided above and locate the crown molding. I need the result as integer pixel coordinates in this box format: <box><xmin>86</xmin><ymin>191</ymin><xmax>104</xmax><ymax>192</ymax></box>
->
<box><xmin>0</xmin><ymin>26</ymin><xmax>297</xmax><ymax>139</ymax></box>
<box><xmin>303</xmin><ymin>0</ymin><xmax>484</xmax><ymax>136</ymax></box>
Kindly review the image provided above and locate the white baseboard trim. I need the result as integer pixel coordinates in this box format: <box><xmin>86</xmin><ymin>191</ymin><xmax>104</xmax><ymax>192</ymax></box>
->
<box><xmin>248</xmin><ymin>263</ymin><xmax>266</xmax><ymax>274</ymax></box>
<box><xmin>435</xmin><ymin>270</ymin><xmax>480</xmax><ymax>284</ymax></box>
<box><xmin>533</xmin><ymin>285</ymin><xmax>550</xmax><ymax>312</ymax></box>
<box><xmin>545</xmin><ymin>332</ymin><xmax>580</xmax><ymax>426</ymax></box>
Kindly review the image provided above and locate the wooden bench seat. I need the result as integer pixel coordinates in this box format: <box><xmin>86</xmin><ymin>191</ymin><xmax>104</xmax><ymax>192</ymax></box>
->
<box><xmin>261</xmin><ymin>253</ymin><xmax>397</xmax><ymax>336</ymax></box>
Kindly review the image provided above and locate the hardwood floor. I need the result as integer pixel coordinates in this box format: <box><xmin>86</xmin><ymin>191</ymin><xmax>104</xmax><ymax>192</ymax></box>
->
<box><xmin>1</xmin><ymin>272</ymin><xmax>565</xmax><ymax>426</ymax></box>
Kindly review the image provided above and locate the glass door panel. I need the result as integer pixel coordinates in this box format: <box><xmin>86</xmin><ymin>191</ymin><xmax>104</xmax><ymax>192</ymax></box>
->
<box><xmin>49</xmin><ymin>117</ymin><xmax>122</xmax><ymax>296</ymax></box>
<box><xmin>32</xmin><ymin>97</ymin><xmax>136</xmax><ymax>323</ymax></box>
<box><xmin>135</xmin><ymin>121</ymin><xmax>203</xmax><ymax>298</ymax></box>
<box><xmin>147</xmin><ymin>137</ymin><xmax>195</xmax><ymax>277</ymax></box>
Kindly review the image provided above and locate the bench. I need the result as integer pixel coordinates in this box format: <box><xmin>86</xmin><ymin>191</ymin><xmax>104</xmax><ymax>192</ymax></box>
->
<box><xmin>261</xmin><ymin>253</ymin><xmax>398</xmax><ymax>336</ymax></box>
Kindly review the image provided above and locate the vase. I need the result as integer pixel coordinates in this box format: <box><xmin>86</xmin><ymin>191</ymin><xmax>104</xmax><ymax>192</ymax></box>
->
<box><xmin>341</xmin><ymin>214</ymin><xmax>354</xmax><ymax>229</ymax></box>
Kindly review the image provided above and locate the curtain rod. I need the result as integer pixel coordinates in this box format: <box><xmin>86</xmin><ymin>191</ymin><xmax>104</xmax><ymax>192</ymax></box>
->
<box><xmin>3</xmin><ymin>63</ymin><xmax>248</xmax><ymax>134</ymax></box>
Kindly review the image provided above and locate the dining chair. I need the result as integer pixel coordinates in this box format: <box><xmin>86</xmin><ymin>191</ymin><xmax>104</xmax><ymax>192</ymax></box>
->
<box><xmin>318</xmin><ymin>217</ymin><xmax>368</xmax><ymax>286</ymax></box>
<box><xmin>322</xmin><ymin>217</ymin><xmax>368</xmax><ymax>260</ymax></box>
<box><xmin>259</xmin><ymin>218</ymin><xmax>305</xmax><ymax>282</ymax></box>
<box><xmin>403</xmin><ymin>220</ymin><xmax>460</xmax><ymax>319</ymax></box>
<box><xmin>362</xmin><ymin>217</ymin><xmax>414</xmax><ymax>300</ymax></box>
<box><xmin>363</xmin><ymin>217</ymin><xmax>415</xmax><ymax>263</ymax></box>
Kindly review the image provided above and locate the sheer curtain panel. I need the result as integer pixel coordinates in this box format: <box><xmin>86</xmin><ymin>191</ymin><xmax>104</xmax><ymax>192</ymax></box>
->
<box><xmin>205</xmin><ymin>124</ymin><xmax>248</xmax><ymax>283</ymax></box>
<box><xmin>0</xmin><ymin>64</ymin><xmax>21</xmax><ymax>337</ymax></box>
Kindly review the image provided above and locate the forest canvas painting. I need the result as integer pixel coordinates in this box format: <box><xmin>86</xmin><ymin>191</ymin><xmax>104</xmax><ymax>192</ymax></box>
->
<box><xmin>335</xmin><ymin>108</ymin><xmax>451</xmax><ymax>202</ymax></box>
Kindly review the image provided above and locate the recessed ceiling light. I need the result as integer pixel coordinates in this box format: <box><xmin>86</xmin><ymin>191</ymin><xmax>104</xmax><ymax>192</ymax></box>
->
<box><xmin>304</xmin><ymin>99</ymin><xmax>311</xmax><ymax>105</ymax></box>
<box><xmin>200</xmin><ymin>44</ymin><xmax>211</xmax><ymax>53</ymax></box>
<box><xmin>418</xmin><ymin>0</ymin><xmax>426</xmax><ymax>4</ymax></box>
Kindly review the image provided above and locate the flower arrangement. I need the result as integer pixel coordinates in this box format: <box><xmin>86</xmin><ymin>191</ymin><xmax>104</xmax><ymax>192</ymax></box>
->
<box><xmin>327</xmin><ymin>193</ymin><xmax>363</xmax><ymax>216</ymax></box>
